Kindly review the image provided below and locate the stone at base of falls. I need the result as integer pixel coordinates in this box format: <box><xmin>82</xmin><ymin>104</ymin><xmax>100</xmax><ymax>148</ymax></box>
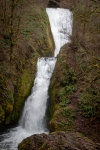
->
<box><xmin>18</xmin><ymin>131</ymin><xmax>100</xmax><ymax>150</ymax></box>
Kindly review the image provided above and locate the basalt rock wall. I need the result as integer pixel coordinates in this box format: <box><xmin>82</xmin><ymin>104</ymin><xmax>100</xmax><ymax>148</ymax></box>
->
<box><xmin>48</xmin><ymin>0</ymin><xmax>100</xmax><ymax>142</ymax></box>
<box><xmin>0</xmin><ymin>0</ymin><xmax>54</xmax><ymax>128</ymax></box>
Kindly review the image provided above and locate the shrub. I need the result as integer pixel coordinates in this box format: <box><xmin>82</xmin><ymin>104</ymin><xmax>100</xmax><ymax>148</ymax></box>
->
<box><xmin>79</xmin><ymin>93</ymin><xmax>93</xmax><ymax>118</ymax></box>
<box><xmin>61</xmin><ymin>107</ymin><xmax>75</xmax><ymax>119</ymax></box>
<box><xmin>59</xmin><ymin>85</ymin><xmax>76</xmax><ymax>107</ymax></box>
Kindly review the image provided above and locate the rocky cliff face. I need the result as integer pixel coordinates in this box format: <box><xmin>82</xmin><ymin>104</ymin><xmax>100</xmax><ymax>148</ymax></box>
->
<box><xmin>18</xmin><ymin>0</ymin><xmax>100</xmax><ymax>148</ymax></box>
<box><xmin>0</xmin><ymin>0</ymin><xmax>54</xmax><ymax>127</ymax></box>
<box><xmin>0</xmin><ymin>0</ymin><xmax>100</xmax><ymax>148</ymax></box>
<box><xmin>48</xmin><ymin>0</ymin><xmax>100</xmax><ymax>142</ymax></box>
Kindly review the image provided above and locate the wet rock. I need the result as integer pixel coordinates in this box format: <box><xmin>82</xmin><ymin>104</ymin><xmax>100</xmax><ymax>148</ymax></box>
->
<box><xmin>18</xmin><ymin>131</ymin><xmax>100</xmax><ymax>150</ymax></box>
<box><xmin>48</xmin><ymin>0</ymin><xmax>60</xmax><ymax>8</ymax></box>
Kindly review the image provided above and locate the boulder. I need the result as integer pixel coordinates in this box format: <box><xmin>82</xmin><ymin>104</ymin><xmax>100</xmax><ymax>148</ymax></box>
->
<box><xmin>18</xmin><ymin>131</ymin><xmax>100</xmax><ymax>150</ymax></box>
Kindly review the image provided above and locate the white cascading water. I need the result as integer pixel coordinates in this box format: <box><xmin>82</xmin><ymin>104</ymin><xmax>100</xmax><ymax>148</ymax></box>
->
<box><xmin>19</xmin><ymin>57</ymin><xmax>56</xmax><ymax>133</ymax></box>
<box><xmin>0</xmin><ymin>8</ymin><xmax>72</xmax><ymax>150</ymax></box>
<box><xmin>46</xmin><ymin>8</ymin><xmax>72</xmax><ymax>57</ymax></box>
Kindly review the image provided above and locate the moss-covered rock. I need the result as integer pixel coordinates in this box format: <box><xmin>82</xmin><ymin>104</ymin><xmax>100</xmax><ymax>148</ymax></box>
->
<box><xmin>21</xmin><ymin>5</ymin><xmax>54</xmax><ymax>56</ymax></box>
<box><xmin>0</xmin><ymin>1</ymin><xmax>54</xmax><ymax>126</ymax></box>
<box><xmin>48</xmin><ymin>45</ymin><xmax>77</xmax><ymax>132</ymax></box>
<box><xmin>0</xmin><ymin>106</ymin><xmax>5</xmax><ymax>125</ymax></box>
<box><xmin>47</xmin><ymin>0</ymin><xmax>100</xmax><ymax>142</ymax></box>
<box><xmin>18</xmin><ymin>131</ymin><xmax>100</xmax><ymax>150</ymax></box>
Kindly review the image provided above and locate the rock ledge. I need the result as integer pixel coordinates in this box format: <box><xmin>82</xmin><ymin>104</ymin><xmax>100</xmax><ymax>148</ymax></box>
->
<box><xmin>18</xmin><ymin>131</ymin><xmax>100</xmax><ymax>150</ymax></box>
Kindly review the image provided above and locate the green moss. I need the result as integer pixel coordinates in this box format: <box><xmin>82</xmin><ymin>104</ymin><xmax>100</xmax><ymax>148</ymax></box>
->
<box><xmin>6</xmin><ymin>66</ymin><xmax>36</xmax><ymax>125</ymax></box>
<box><xmin>0</xmin><ymin>3</ymin><xmax>54</xmax><ymax>126</ymax></box>
<box><xmin>38</xmin><ymin>143</ymin><xmax>51</xmax><ymax>150</ymax></box>
<box><xmin>0</xmin><ymin>106</ymin><xmax>5</xmax><ymax>125</ymax></box>
<box><xmin>79</xmin><ymin>83</ymin><xmax>100</xmax><ymax>118</ymax></box>
<box><xmin>79</xmin><ymin>93</ymin><xmax>93</xmax><ymax>118</ymax></box>
<box><xmin>48</xmin><ymin>46</ymin><xmax>77</xmax><ymax>132</ymax></box>
<box><xmin>22</xmin><ymin>5</ymin><xmax>54</xmax><ymax>57</ymax></box>
<box><xmin>0</xmin><ymin>39</ymin><xmax>10</xmax><ymax>49</ymax></box>
<box><xmin>49</xmin><ymin>106</ymin><xmax>75</xmax><ymax>132</ymax></box>
<box><xmin>61</xmin><ymin>108</ymin><xmax>75</xmax><ymax>118</ymax></box>
<box><xmin>75</xmin><ymin>45</ymin><xmax>100</xmax><ymax>119</ymax></box>
<box><xmin>59</xmin><ymin>85</ymin><xmax>76</xmax><ymax>107</ymax></box>
<box><xmin>18</xmin><ymin>138</ymin><xmax>32</xmax><ymax>150</ymax></box>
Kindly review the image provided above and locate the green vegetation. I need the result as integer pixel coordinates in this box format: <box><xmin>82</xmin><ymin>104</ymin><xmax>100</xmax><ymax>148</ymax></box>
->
<box><xmin>49</xmin><ymin>106</ymin><xmax>75</xmax><ymax>132</ymax></box>
<box><xmin>75</xmin><ymin>44</ymin><xmax>100</xmax><ymax>119</ymax></box>
<box><xmin>18</xmin><ymin>138</ymin><xmax>32</xmax><ymax>150</ymax></box>
<box><xmin>60</xmin><ymin>108</ymin><xmax>75</xmax><ymax>130</ymax></box>
<box><xmin>22</xmin><ymin>6</ymin><xmax>54</xmax><ymax>56</ymax></box>
<box><xmin>0</xmin><ymin>1</ymin><xmax>100</xmax><ymax>144</ymax></box>
<box><xmin>59</xmin><ymin>87</ymin><xmax>71</xmax><ymax>106</ymax></box>
<box><xmin>0</xmin><ymin>106</ymin><xmax>5</xmax><ymax>125</ymax></box>
<box><xmin>61</xmin><ymin>107</ymin><xmax>75</xmax><ymax>118</ymax></box>
<box><xmin>0</xmin><ymin>1</ymin><xmax>54</xmax><ymax>126</ymax></box>
<box><xmin>79</xmin><ymin>82</ymin><xmax>100</xmax><ymax>118</ymax></box>
<box><xmin>59</xmin><ymin>85</ymin><xmax>75</xmax><ymax>106</ymax></box>
<box><xmin>48</xmin><ymin>0</ymin><xmax>100</xmax><ymax>134</ymax></box>
<box><xmin>79</xmin><ymin>93</ymin><xmax>93</xmax><ymax>118</ymax></box>
<box><xmin>38</xmin><ymin>143</ymin><xmax>51</xmax><ymax>150</ymax></box>
<box><xmin>0</xmin><ymin>39</ymin><xmax>10</xmax><ymax>49</ymax></box>
<box><xmin>48</xmin><ymin>47</ymin><xmax>77</xmax><ymax>132</ymax></box>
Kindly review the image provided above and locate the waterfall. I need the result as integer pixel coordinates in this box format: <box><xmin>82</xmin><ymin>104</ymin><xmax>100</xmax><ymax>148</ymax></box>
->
<box><xmin>19</xmin><ymin>57</ymin><xmax>56</xmax><ymax>133</ymax></box>
<box><xmin>0</xmin><ymin>8</ymin><xmax>72</xmax><ymax>150</ymax></box>
<box><xmin>46</xmin><ymin>8</ymin><xmax>72</xmax><ymax>57</ymax></box>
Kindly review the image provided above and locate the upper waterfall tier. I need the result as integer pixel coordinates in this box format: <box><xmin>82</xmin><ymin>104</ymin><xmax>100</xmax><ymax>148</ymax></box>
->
<box><xmin>46</xmin><ymin>8</ymin><xmax>73</xmax><ymax>57</ymax></box>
